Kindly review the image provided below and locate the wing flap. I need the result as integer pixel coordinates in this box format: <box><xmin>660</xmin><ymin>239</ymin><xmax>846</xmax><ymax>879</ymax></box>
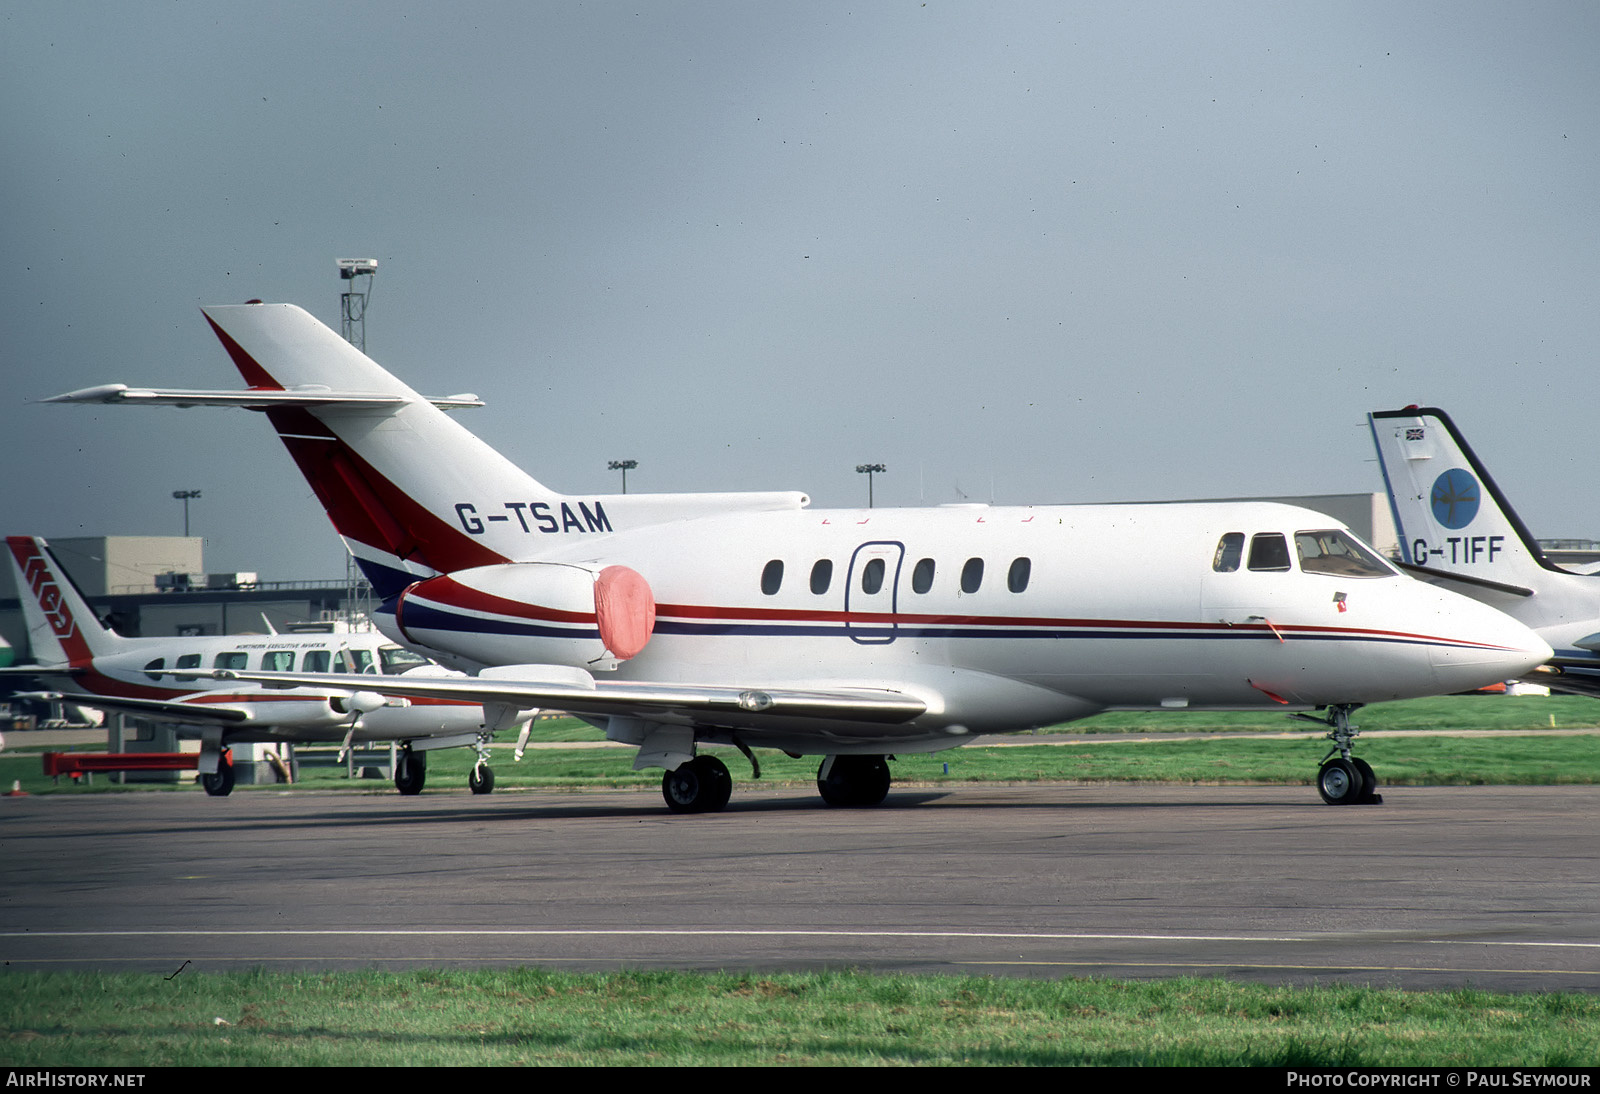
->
<box><xmin>180</xmin><ymin>669</ymin><xmax>927</xmax><ymax>727</ymax></box>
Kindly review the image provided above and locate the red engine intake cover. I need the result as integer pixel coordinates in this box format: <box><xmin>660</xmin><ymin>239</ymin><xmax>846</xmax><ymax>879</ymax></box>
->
<box><xmin>593</xmin><ymin>565</ymin><xmax>655</xmax><ymax>660</ymax></box>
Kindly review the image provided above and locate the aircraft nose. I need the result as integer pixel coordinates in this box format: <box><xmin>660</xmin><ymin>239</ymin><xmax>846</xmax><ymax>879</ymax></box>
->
<box><xmin>1426</xmin><ymin>597</ymin><xmax>1552</xmax><ymax>690</ymax></box>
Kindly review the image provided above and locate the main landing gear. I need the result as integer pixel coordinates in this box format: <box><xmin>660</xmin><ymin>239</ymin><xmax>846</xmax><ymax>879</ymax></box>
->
<box><xmin>201</xmin><ymin>748</ymin><xmax>235</xmax><ymax>797</ymax></box>
<box><xmin>816</xmin><ymin>755</ymin><xmax>891</xmax><ymax>807</ymax></box>
<box><xmin>1299</xmin><ymin>704</ymin><xmax>1381</xmax><ymax>806</ymax></box>
<box><xmin>657</xmin><ymin>750</ymin><xmax>894</xmax><ymax>813</ymax></box>
<box><xmin>662</xmin><ymin>754</ymin><xmax>733</xmax><ymax>814</ymax></box>
<box><xmin>395</xmin><ymin>745</ymin><xmax>426</xmax><ymax>796</ymax></box>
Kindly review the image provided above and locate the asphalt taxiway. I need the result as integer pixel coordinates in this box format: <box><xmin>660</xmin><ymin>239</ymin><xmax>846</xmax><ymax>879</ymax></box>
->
<box><xmin>2</xmin><ymin>783</ymin><xmax>1596</xmax><ymax>992</ymax></box>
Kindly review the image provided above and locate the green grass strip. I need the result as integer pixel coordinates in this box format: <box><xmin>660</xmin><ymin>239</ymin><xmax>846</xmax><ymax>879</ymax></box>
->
<box><xmin>3</xmin><ymin>968</ymin><xmax>1596</xmax><ymax>1066</ymax></box>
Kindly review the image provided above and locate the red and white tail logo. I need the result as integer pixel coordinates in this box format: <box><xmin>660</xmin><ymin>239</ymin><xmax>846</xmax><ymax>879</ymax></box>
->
<box><xmin>5</xmin><ymin>537</ymin><xmax>96</xmax><ymax>666</ymax></box>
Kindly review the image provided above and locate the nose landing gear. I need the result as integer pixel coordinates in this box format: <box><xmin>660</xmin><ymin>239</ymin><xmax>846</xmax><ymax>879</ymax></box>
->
<box><xmin>1299</xmin><ymin>704</ymin><xmax>1382</xmax><ymax>806</ymax></box>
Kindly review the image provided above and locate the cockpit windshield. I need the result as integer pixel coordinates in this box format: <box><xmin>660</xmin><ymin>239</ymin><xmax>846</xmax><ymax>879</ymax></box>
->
<box><xmin>1295</xmin><ymin>530</ymin><xmax>1396</xmax><ymax>578</ymax></box>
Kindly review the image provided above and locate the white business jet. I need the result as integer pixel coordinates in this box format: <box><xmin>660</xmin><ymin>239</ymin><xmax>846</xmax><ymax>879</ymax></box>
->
<box><xmin>1369</xmin><ymin>406</ymin><xmax>1600</xmax><ymax>697</ymax></box>
<box><xmin>4</xmin><ymin>535</ymin><xmax>523</xmax><ymax>795</ymax></box>
<box><xmin>45</xmin><ymin>304</ymin><xmax>1550</xmax><ymax>809</ymax></box>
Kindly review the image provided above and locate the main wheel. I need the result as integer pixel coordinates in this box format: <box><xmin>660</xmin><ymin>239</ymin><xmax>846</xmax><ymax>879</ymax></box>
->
<box><xmin>201</xmin><ymin>749</ymin><xmax>235</xmax><ymax>797</ymax></box>
<box><xmin>468</xmin><ymin>764</ymin><xmax>495</xmax><ymax>795</ymax></box>
<box><xmin>817</xmin><ymin>755</ymin><xmax>891</xmax><ymax>807</ymax></box>
<box><xmin>661</xmin><ymin>755</ymin><xmax>732</xmax><ymax>813</ymax></box>
<box><xmin>1351</xmin><ymin>758</ymin><xmax>1381</xmax><ymax>804</ymax></box>
<box><xmin>1317</xmin><ymin>757</ymin><xmax>1364</xmax><ymax>805</ymax></box>
<box><xmin>395</xmin><ymin>748</ymin><xmax>427</xmax><ymax>795</ymax></box>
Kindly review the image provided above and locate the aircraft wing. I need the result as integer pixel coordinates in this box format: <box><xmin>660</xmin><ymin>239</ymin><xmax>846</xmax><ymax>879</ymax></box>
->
<box><xmin>15</xmin><ymin>690</ymin><xmax>253</xmax><ymax>726</ymax></box>
<box><xmin>1524</xmin><ymin>662</ymin><xmax>1600</xmax><ymax>699</ymax></box>
<box><xmin>182</xmin><ymin>669</ymin><xmax>928</xmax><ymax>728</ymax></box>
<box><xmin>42</xmin><ymin>384</ymin><xmax>483</xmax><ymax>410</ymax></box>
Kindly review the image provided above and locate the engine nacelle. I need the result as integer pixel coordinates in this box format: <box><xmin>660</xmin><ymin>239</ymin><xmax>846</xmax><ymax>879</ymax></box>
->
<box><xmin>382</xmin><ymin>562</ymin><xmax>655</xmax><ymax>670</ymax></box>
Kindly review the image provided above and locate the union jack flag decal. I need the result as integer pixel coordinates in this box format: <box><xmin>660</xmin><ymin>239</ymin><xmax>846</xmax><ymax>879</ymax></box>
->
<box><xmin>1405</xmin><ymin>428</ymin><xmax>1425</xmax><ymax>441</ymax></box>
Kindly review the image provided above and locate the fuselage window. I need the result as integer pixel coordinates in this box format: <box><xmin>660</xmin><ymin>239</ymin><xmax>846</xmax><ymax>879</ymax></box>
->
<box><xmin>1007</xmin><ymin>557</ymin><xmax>1031</xmax><ymax>593</ymax></box>
<box><xmin>861</xmin><ymin>557</ymin><xmax>886</xmax><ymax>595</ymax></box>
<box><xmin>810</xmin><ymin>559</ymin><xmax>833</xmax><ymax>595</ymax></box>
<box><xmin>1247</xmin><ymin>533</ymin><xmax>1292</xmax><ymax>572</ymax></box>
<box><xmin>176</xmin><ymin>654</ymin><xmax>201</xmax><ymax>671</ymax></box>
<box><xmin>1212</xmin><ymin>532</ymin><xmax>1245</xmax><ymax>573</ymax></box>
<box><xmin>961</xmin><ymin>557</ymin><xmax>984</xmax><ymax>594</ymax></box>
<box><xmin>912</xmin><ymin>557</ymin><xmax>935</xmax><ymax>594</ymax></box>
<box><xmin>213</xmin><ymin>651</ymin><xmax>247</xmax><ymax>670</ymax></box>
<box><xmin>760</xmin><ymin>559</ymin><xmax>784</xmax><ymax>595</ymax></box>
<box><xmin>1295</xmin><ymin>530</ymin><xmax>1396</xmax><ymax>578</ymax></box>
<box><xmin>303</xmin><ymin>650</ymin><xmax>332</xmax><ymax>673</ymax></box>
<box><xmin>144</xmin><ymin>657</ymin><xmax>164</xmax><ymax>682</ymax></box>
<box><xmin>262</xmin><ymin>651</ymin><xmax>295</xmax><ymax>672</ymax></box>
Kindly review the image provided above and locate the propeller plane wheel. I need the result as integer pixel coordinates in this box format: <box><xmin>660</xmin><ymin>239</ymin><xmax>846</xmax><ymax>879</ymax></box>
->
<box><xmin>395</xmin><ymin>748</ymin><xmax>427</xmax><ymax>796</ymax></box>
<box><xmin>661</xmin><ymin>755</ymin><xmax>733</xmax><ymax>814</ymax></box>
<box><xmin>468</xmin><ymin>764</ymin><xmax>495</xmax><ymax>795</ymax></box>
<box><xmin>1317</xmin><ymin>757</ymin><xmax>1365</xmax><ymax>806</ymax></box>
<box><xmin>201</xmin><ymin>749</ymin><xmax>235</xmax><ymax>797</ymax></box>
<box><xmin>817</xmin><ymin>755</ymin><xmax>891</xmax><ymax>807</ymax></box>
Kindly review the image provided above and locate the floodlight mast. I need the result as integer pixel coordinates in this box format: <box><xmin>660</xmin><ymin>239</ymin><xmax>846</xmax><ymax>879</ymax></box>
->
<box><xmin>172</xmin><ymin>489</ymin><xmax>201</xmax><ymax>537</ymax></box>
<box><xmin>856</xmin><ymin>463</ymin><xmax>886</xmax><ymax>508</ymax></box>
<box><xmin>336</xmin><ymin>259</ymin><xmax>381</xmax><ymax>624</ymax></box>
<box><xmin>337</xmin><ymin>258</ymin><xmax>378</xmax><ymax>353</ymax></box>
<box><xmin>608</xmin><ymin>459</ymin><xmax>638</xmax><ymax>494</ymax></box>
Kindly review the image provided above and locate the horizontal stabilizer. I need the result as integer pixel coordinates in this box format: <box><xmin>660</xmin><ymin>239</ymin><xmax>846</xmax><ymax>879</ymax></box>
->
<box><xmin>43</xmin><ymin>383</ymin><xmax>483</xmax><ymax>411</ymax></box>
<box><xmin>1395</xmin><ymin>561</ymin><xmax>1534</xmax><ymax>598</ymax></box>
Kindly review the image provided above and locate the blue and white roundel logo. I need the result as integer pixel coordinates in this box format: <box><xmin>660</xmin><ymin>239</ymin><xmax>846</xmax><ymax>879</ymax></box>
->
<box><xmin>1430</xmin><ymin>469</ymin><xmax>1480</xmax><ymax>530</ymax></box>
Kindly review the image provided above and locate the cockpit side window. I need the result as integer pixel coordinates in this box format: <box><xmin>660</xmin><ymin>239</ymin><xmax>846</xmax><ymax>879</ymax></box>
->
<box><xmin>1247</xmin><ymin>533</ymin><xmax>1292</xmax><ymax>572</ymax></box>
<box><xmin>380</xmin><ymin>646</ymin><xmax>431</xmax><ymax>674</ymax></box>
<box><xmin>1212</xmin><ymin>532</ymin><xmax>1245</xmax><ymax>573</ymax></box>
<box><xmin>1295</xmin><ymin>530</ymin><xmax>1396</xmax><ymax>578</ymax></box>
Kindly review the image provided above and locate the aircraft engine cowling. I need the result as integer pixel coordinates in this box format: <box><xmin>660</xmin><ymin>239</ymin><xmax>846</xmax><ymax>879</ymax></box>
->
<box><xmin>383</xmin><ymin>562</ymin><xmax>656</xmax><ymax>670</ymax></box>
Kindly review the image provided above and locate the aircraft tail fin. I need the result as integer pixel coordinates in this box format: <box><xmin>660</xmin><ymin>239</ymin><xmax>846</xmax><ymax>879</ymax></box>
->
<box><xmin>4</xmin><ymin>536</ymin><xmax>126</xmax><ymax>667</ymax></box>
<box><xmin>47</xmin><ymin>303</ymin><xmax>812</xmax><ymax>598</ymax></box>
<box><xmin>198</xmin><ymin>303</ymin><xmax>547</xmax><ymax>596</ymax></box>
<box><xmin>1368</xmin><ymin>407</ymin><xmax>1555</xmax><ymax>588</ymax></box>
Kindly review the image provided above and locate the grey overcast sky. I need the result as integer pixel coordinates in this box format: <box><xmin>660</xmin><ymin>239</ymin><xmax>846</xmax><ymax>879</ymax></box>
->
<box><xmin>3</xmin><ymin>1</ymin><xmax>1597</xmax><ymax>581</ymax></box>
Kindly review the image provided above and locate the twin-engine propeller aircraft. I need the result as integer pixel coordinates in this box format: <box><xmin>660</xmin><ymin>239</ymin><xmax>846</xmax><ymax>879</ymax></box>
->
<box><xmin>4</xmin><ymin>535</ymin><xmax>525</xmax><ymax>795</ymax></box>
<box><xmin>1369</xmin><ymin>406</ymin><xmax>1600</xmax><ymax>697</ymax></box>
<box><xmin>46</xmin><ymin>304</ymin><xmax>1551</xmax><ymax>808</ymax></box>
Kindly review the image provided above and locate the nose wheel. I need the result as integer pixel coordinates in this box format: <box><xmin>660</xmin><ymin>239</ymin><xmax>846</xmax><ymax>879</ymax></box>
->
<box><xmin>1303</xmin><ymin>705</ymin><xmax>1381</xmax><ymax>805</ymax></box>
<box><xmin>468</xmin><ymin>732</ymin><xmax>495</xmax><ymax>794</ymax></box>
